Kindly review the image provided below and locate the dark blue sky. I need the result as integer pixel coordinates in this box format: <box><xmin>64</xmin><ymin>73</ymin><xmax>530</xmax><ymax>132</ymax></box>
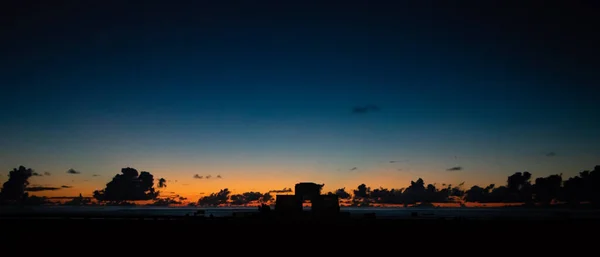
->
<box><xmin>1</xmin><ymin>1</ymin><xmax>598</xmax><ymax>195</ymax></box>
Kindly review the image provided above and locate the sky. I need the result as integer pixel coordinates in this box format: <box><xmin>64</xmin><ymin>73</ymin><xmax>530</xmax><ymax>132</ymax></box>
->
<box><xmin>1</xmin><ymin>1</ymin><xmax>599</xmax><ymax>200</ymax></box>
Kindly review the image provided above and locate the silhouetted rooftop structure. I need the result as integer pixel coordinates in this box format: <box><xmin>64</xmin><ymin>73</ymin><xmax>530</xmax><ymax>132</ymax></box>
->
<box><xmin>274</xmin><ymin>182</ymin><xmax>339</xmax><ymax>217</ymax></box>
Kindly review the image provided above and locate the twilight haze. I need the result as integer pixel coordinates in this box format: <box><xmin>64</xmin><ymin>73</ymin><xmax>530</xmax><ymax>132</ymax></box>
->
<box><xmin>1</xmin><ymin>1</ymin><xmax>598</xmax><ymax>200</ymax></box>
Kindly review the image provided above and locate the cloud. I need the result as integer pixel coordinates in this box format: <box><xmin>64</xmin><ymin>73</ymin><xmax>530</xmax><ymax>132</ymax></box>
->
<box><xmin>546</xmin><ymin>152</ymin><xmax>557</xmax><ymax>157</ymax></box>
<box><xmin>61</xmin><ymin>185</ymin><xmax>72</xmax><ymax>188</ymax></box>
<box><xmin>268</xmin><ymin>188</ymin><xmax>293</xmax><ymax>193</ymax></box>
<box><xmin>350</xmin><ymin>167</ymin><xmax>358</xmax><ymax>171</ymax></box>
<box><xmin>216</xmin><ymin>175</ymin><xmax>222</xmax><ymax>179</ymax></box>
<box><xmin>92</xmin><ymin>174</ymin><xmax>99</xmax><ymax>177</ymax></box>
<box><xmin>352</xmin><ymin>104</ymin><xmax>380</xmax><ymax>114</ymax></box>
<box><xmin>158</xmin><ymin>178</ymin><xmax>167</xmax><ymax>188</ymax></box>
<box><xmin>446</xmin><ymin>166</ymin><xmax>463</xmax><ymax>171</ymax></box>
<box><xmin>25</xmin><ymin>186</ymin><xmax>62</xmax><ymax>192</ymax></box>
<box><xmin>1</xmin><ymin>166</ymin><xmax>34</xmax><ymax>200</ymax></box>
<box><xmin>92</xmin><ymin>167</ymin><xmax>160</xmax><ymax>202</ymax></box>
<box><xmin>44</xmin><ymin>172</ymin><xmax>51</xmax><ymax>176</ymax></box>
<box><xmin>206</xmin><ymin>175</ymin><xmax>212</xmax><ymax>179</ymax></box>
<box><xmin>67</xmin><ymin>169</ymin><xmax>81</xmax><ymax>174</ymax></box>
<box><xmin>193</xmin><ymin>174</ymin><xmax>203</xmax><ymax>179</ymax></box>
<box><xmin>32</xmin><ymin>172</ymin><xmax>43</xmax><ymax>176</ymax></box>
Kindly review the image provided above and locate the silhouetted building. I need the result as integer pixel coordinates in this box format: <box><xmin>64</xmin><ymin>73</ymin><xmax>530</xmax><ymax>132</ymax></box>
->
<box><xmin>275</xmin><ymin>195</ymin><xmax>303</xmax><ymax>214</ymax></box>
<box><xmin>295</xmin><ymin>182</ymin><xmax>324</xmax><ymax>201</ymax></box>
<box><xmin>275</xmin><ymin>182</ymin><xmax>339</xmax><ymax>217</ymax></box>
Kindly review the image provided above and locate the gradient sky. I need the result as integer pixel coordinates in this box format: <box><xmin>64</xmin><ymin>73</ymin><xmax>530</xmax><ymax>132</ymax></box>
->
<box><xmin>1</xmin><ymin>1</ymin><xmax>599</xmax><ymax>199</ymax></box>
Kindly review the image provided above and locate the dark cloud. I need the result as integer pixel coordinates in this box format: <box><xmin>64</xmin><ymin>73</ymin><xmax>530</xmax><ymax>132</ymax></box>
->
<box><xmin>32</xmin><ymin>172</ymin><xmax>43</xmax><ymax>176</ymax></box>
<box><xmin>332</xmin><ymin>188</ymin><xmax>351</xmax><ymax>199</ymax></box>
<box><xmin>61</xmin><ymin>185</ymin><xmax>72</xmax><ymax>188</ymax></box>
<box><xmin>352</xmin><ymin>104</ymin><xmax>380</xmax><ymax>114</ymax></box>
<box><xmin>230</xmin><ymin>191</ymin><xmax>271</xmax><ymax>205</ymax></box>
<box><xmin>546</xmin><ymin>152</ymin><xmax>557</xmax><ymax>157</ymax></box>
<box><xmin>92</xmin><ymin>174</ymin><xmax>99</xmax><ymax>177</ymax></box>
<box><xmin>92</xmin><ymin>167</ymin><xmax>160</xmax><ymax>202</ymax></box>
<box><xmin>158</xmin><ymin>178</ymin><xmax>167</xmax><ymax>188</ymax></box>
<box><xmin>25</xmin><ymin>186</ymin><xmax>61</xmax><ymax>192</ymax></box>
<box><xmin>44</xmin><ymin>172</ymin><xmax>51</xmax><ymax>176</ymax></box>
<box><xmin>268</xmin><ymin>188</ymin><xmax>293</xmax><ymax>193</ymax></box>
<box><xmin>1</xmin><ymin>166</ymin><xmax>34</xmax><ymax>201</ymax></box>
<box><xmin>216</xmin><ymin>175</ymin><xmax>222</xmax><ymax>179</ymax></box>
<box><xmin>350</xmin><ymin>167</ymin><xmax>358</xmax><ymax>171</ymax></box>
<box><xmin>198</xmin><ymin>188</ymin><xmax>230</xmax><ymax>206</ymax></box>
<box><xmin>206</xmin><ymin>175</ymin><xmax>212</xmax><ymax>179</ymax></box>
<box><xmin>67</xmin><ymin>169</ymin><xmax>81</xmax><ymax>174</ymax></box>
<box><xmin>446</xmin><ymin>166</ymin><xmax>463</xmax><ymax>171</ymax></box>
<box><xmin>193</xmin><ymin>174</ymin><xmax>203</xmax><ymax>179</ymax></box>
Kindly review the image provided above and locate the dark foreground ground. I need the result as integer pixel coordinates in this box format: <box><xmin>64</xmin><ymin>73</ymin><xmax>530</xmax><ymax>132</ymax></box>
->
<box><xmin>2</xmin><ymin>215</ymin><xmax>599</xmax><ymax>254</ymax></box>
<box><xmin>3</xmin><ymin>213</ymin><xmax>600</xmax><ymax>235</ymax></box>
<box><xmin>3</xmin><ymin>208</ymin><xmax>598</xmax><ymax>255</ymax></box>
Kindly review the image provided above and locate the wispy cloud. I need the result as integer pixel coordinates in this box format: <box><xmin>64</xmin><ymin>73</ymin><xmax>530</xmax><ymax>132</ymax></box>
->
<box><xmin>352</xmin><ymin>104</ymin><xmax>380</xmax><ymax>114</ymax></box>
<box><xmin>44</xmin><ymin>172</ymin><xmax>51</xmax><ymax>176</ymax></box>
<box><xmin>216</xmin><ymin>175</ymin><xmax>222</xmax><ymax>179</ymax></box>
<box><xmin>193</xmin><ymin>174</ymin><xmax>203</xmax><ymax>179</ymax></box>
<box><xmin>32</xmin><ymin>172</ymin><xmax>43</xmax><ymax>176</ymax></box>
<box><xmin>446</xmin><ymin>166</ymin><xmax>463</xmax><ymax>171</ymax></box>
<box><xmin>206</xmin><ymin>175</ymin><xmax>212</xmax><ymax>179</ymax></box>
<box><xmin>61</xmin><ymin>185</ymin><xmax>73</xmax><ymax>188</ymax></box>
<box><xmin>350</xmin><ymin>167</ymin><xmax>358</xmax><ymax>171</ymax></box>
<box><xmin>546</xmin><ymin>152</ymin><xmax>557</xmax><ymax>157</ymax></box>
<box><xmin>67</xmin><ymin>168</ymin><xmax>81</xmax><ymax>174</ymax></box>
<box><xmin>268</xmin><ymin>188</ymin><xmax>293</xmax><ymax>193</ymax></box>
<box><xmin>92</xmin><ymin>174</ymin><xmax>100</xmax><ymax>177</ymax></box>
<box><xmin>25</xmin><ymin>186</ymin><xmax>61</xmax><ymax>192</ymax></box>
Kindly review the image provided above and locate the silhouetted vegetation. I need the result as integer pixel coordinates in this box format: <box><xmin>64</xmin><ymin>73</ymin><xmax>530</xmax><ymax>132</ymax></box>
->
<box><xmin>0</xmin><ymin>166</ymin><xmax>33</xmax><ymax>203</ymax></box>
<box><xmin>339</xmin><ymin>165</ymin><xmax>600</xmax><ymax>207</ymax></box>
<box><xmin>92</xmin><ymin>167</ymin><xmax>160</xmax><ymax>204</ymax></box>
<box><xmin>2</xmin><ymin>165</ymin><xmax>600</xmax><ymax>208</ymax></box>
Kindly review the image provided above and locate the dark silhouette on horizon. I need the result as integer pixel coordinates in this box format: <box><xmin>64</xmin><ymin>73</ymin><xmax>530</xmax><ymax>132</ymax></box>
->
<box><xmin>2</xmin><ymin>165</ymin><xmax>600</xmax><ymax>209</ymax></box>
<box><xmin>91</xmin><ymin>167</ymin><xmax>162</xmax><ymax>203</ymax></box>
